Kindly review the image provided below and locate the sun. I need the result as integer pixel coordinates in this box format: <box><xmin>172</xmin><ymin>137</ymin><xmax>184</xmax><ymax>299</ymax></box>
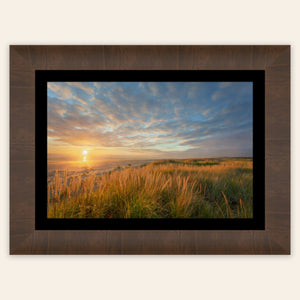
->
<box><xmin>82</xmin><ymin>150</ymin><xmax>88</xmax><ymax>161</ymax></box>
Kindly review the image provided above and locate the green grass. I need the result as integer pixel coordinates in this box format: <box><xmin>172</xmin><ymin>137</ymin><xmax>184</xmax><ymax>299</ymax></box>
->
<box><xmin>47</xmin><ymin>158</ymin><xmax>253</xmax><ymax>219</ymax></box>
<box><xmin>151</xmin><ymin>159</ymin><xmax>220</xmax><ymax>167</ymax></box>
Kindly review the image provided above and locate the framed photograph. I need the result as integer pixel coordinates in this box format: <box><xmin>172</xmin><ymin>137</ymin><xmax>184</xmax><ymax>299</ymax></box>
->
<box><xmin>10</xmin><ymin>46</ymin><xmax>290</xmax><ymax>254</ymax></box>
<box><xmin>36</xmin><ymin>70</ymin><xmax>264</xmax><ymax>230</ymax></box>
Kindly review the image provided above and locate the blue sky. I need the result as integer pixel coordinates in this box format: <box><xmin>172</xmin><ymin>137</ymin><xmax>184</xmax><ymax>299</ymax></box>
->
<box><xmin>47</xmin><ymin>81</ymin><xmax>253</xmax><ymax>160</ymax></box>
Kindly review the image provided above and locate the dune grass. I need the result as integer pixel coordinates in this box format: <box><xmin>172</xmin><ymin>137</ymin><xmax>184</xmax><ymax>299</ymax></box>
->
<box><xmin>47</xmin><ymin>158</ymin><xmax>253</xmax><ymax>219</ymax></box>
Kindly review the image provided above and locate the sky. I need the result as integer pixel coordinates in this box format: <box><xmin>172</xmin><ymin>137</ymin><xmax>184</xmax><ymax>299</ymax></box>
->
<box><xmin>47</xmin><ymin>81</ymin><xmax>253</xmax><ymax>161</ymax></box>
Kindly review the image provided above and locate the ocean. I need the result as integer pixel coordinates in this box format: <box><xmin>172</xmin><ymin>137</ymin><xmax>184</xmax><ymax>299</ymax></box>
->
<box><xmin>47</xmin><ymin>159</ymin><xmax>156</xmax><ymax>178</ymax></box>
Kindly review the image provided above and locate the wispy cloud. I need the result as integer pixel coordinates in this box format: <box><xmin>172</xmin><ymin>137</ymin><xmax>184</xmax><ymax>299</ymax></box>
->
<box><xmin>48</xmin><ymin>83</ymin><xmax>73</xmax><ymax>99</ymax></box>
<box><xmin>219</xmin><ymin>82</ymin><xmax>232</xmax><ymax>88</ymax></box>
<box><xmin>66</xmin><ymin>82</ymin><xmax>95</xmax><ymax>95</ymax></box>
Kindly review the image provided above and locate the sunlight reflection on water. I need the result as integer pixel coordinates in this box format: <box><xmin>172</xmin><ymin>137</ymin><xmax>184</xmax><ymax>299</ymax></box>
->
<box><xmin>47</xmin><ymin>159</ymin><xmax>155</xmax><ymax>177</ymax></box>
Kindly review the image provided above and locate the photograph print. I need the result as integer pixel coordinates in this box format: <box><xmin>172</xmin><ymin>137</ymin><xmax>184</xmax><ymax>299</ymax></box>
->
<box><xmin>47</xmin><ymin>80</ymin><xmax>253</xmax><ymax>219</ymax></box>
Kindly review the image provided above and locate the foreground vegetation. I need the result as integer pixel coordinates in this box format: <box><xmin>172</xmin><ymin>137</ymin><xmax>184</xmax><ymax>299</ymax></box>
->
<box><xmin>47</xmin><ymin>158</ymin><xmax>253</xmax><ymax>218</ymax></box>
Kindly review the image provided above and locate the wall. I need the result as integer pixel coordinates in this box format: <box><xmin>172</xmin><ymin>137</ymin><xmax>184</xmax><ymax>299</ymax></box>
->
<box><xmin>0</xmin><ymin>1</ymin><xmax>298</xmax><ymax>299</ymax></box>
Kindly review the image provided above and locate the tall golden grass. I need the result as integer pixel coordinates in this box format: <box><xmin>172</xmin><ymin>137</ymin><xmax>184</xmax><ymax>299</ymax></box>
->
<box><xmin>47</xmin><ymin>158</ymin><xmax>253</xmax><ymax>218</ymax></box>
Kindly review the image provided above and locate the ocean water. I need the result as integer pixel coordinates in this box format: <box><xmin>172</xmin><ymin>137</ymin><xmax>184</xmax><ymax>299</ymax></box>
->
<box><xmin>47</xmin><ymin>159</ymin><xmax>156</xmax><ymax>178</ymax></box>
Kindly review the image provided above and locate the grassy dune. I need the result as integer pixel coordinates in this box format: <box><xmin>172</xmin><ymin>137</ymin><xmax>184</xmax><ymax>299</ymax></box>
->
<box><xmin>47</xmin><ymin>158</ymin><xmax>253</xmax><ymax>219</ymax></box>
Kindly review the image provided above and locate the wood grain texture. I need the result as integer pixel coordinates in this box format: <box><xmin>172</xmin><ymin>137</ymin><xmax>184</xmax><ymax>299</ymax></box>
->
<box><xmin>10</xmin><ymin>45</ymin><xmax>290</xmax><ymax>254</ymax></box>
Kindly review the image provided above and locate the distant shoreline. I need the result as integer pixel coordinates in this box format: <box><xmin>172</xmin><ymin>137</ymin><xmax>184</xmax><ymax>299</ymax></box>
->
<box><xmin>48</xmin><ymin>156</ymin><xmax>253</xmax><ymax>163</ymax></box>
<box><xmin>47</xmin><ymin>157</ymin><xmax>253</xmax><ymax>180</ymax></box>
<box><xmin>47</xmin><ymin>158</ymin><xmax>156</xmax><ymax>178</ymax></box>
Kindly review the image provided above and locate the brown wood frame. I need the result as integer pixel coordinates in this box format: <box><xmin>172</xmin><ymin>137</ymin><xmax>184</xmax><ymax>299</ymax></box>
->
<box><xmin>10</xmin><ymin>46</ymin><xmax>290</xmax><ymax>254</ymax></box>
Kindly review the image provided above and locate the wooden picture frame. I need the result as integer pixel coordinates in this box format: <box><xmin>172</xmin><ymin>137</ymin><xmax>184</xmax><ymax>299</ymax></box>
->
<box><xmin>10</xmin><ymin>45</ymin><xmax>290</xmax><ymax>254</ymax></box>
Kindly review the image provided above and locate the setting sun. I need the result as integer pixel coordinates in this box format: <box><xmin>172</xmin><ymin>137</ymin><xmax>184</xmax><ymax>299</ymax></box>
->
<box><xmin>82</xmin><ymin>150</ymin><xmax>88</xmax><ymax>155</ymax></box>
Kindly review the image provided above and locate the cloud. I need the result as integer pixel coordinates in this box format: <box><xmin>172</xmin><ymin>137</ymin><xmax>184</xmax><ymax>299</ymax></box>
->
<box><xmin>66</xmin><ymin>82</ymin><xmax>95</xmax><ymax>95</ymax></box>
<box><xmin>147</xmin><ymin>83</ymin><xmax>160</xmax><ymax>96</ymax></box>
<box><xmin>47</xmin><ymin>82</ymin><xmax>253</xmax><ymax>159</ymax></box>
<box><xmin>73</xmin><ymin>96</ymin><xmax>89</xmax><ymax>105</ymax></box>
<box><xmin>212</xmin><ymin>90</ymin><xmax>224</xmax><ymax>101</ymax></box>
<box><xmin>48</xmin><ymin>83</ymin><xmax>73</xmax><ymax>99</ymax></box>
<box><xmin>219</xmin><ymin>82</ymin><xmax>232</xmax><ymax>88</ymax></box>
<box><xmin>202</xmin><ymin>109</ymin><xmax>211</xmax><ymax>116</ymax></box>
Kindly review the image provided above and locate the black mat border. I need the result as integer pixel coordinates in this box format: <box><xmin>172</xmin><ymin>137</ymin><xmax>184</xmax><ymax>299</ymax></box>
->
<box><xmin>35</xmin><ymin>70</ymin><xmax>265</xmax><ymax>230</ymax></box>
